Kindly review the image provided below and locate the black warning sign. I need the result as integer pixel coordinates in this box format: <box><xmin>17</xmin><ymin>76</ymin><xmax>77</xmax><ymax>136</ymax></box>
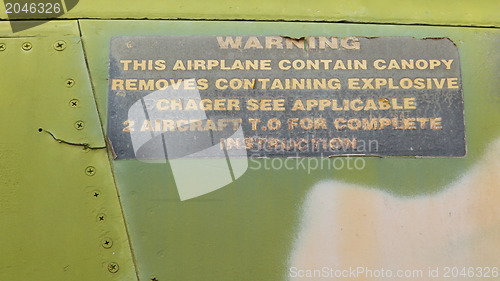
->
<box><xmin>107</xmin><ymin>36</ymin><xmax>466</xmax><ymax>158</ymax></box>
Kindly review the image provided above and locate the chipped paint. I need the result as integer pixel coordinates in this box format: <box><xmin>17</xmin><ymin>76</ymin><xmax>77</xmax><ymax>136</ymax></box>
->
<box><xmin>289</xmin><ymin>136</ymin><xmax>500</xmax><ymax>280</ymax></box>
<box><xmin>41</xmin><ymin>129</ymin><xmax>106</xmax><ymax>150</ymax></box>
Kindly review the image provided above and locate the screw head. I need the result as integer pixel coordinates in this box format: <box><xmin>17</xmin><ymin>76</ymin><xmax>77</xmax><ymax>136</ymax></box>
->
<box><xmin>75</xmin><ymin>120</ymin><xmax>85</xmax><ymax>130</ymax></box>
<box><xmin>69</xmin><ymin>99</ymin><xmax>79</xmax><ymax>107</ymax></box>
<box><xmin>65</xmin><ymin>79</ymin><xmax>75</xmax><ymax>87</ymax></box>
<box><xmin>97</xmin><ymin>213</ymin><xmax>106</xmax><ymax>222</ymax></box>
<box><xmin>92</xmin><ymin>191</ymin><xmax>100</xmax><ymax>198</ymax></box>
<box><xmin>101</xmin><ymin>238</ymin><xmax>113</xmax><ymax>249</ymax></box>
<box><xmin>107</xmin><ymin>262</ymin><xmax>119</xmax><ymax>273</ymax></box>
<box><xmin>85</xmin><ymin>166</ymin><xmax>96</xmax><ymax>176</ymax></box>
<box><xmin>0</xmin><ymin>43</ymin><xmax>6</xmax><ymax>51</ymax></box>
<box><xmin>53</xmin><ymin>40</ymin><xmax>66</xmax><ymax>51</ymax></box>
<box><xmin>22</xmin><ymin>42</ymin><xmax>32</xmax><ymax>51</ymax></box>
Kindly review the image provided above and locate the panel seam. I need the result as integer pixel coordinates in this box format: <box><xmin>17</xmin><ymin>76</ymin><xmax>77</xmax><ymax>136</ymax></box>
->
<box><xmin>76</xmin><ymin>18</ymin><xmax>141</xmax><ymax>281</ymax></box>
<box><xmin>0</xmin><ymin>17</ymin><xmax>499</xmax><ymax>29</ymax></box>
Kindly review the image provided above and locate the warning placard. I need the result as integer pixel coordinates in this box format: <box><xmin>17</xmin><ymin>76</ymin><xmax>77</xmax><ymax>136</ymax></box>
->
<box><xmin>107</xmin><ymin>36</ymin><xmax>466</xmax><ymax>158</ymax></box>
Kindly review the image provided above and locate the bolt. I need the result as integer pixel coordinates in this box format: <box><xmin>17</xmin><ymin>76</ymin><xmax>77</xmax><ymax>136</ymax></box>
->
<box><xmin>0</xmin><ymin>43</ymin><xmax>6</xmax><ymax>51</ymax></box>
<box><xmin>53</xmin><ymin>40</ymin><xmax>66</xmax><ymax>51</ymax></box>
<box><xmin>85</xmin><ymin>166</ymin><xmax>96</xmax><ymax>176</ymax></box>
<box><xmin>22</xmin><ymin>42</ymin><xmax>32</xmax><ymax>51</ymax></box>
<box><xmin>65</xmin><ymin>79</ymin><xmax>75</xmax><ymax>87</ymax></box>
<box><xmin>102</xmin><ymin>238</ymin><xmax>113</xmax><ymax>249</ymax></box>
<box><xmin>69</xmin><ymin>99</ymin><xmax>79</xmax><ymax>107</ymax></box>
<box><xmin>75</xmin><ymin>120</ymin><xmax>85</xmax><ymax>130</ymax></box>
<box><xmin>107</xmin><ymin>262</ymin><xmax>119</xmax><ymax>273</ymax></box>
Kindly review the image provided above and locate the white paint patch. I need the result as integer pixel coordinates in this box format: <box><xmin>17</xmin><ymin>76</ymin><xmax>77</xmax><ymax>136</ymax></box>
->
<box><xmin>288</xmin><ymin>138</ymin><xmax>500</xmax><ymax>280</ymax></box>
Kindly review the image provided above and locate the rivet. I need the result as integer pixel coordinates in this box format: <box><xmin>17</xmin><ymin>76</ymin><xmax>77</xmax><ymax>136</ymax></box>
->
<box><xmin>101</xmin><ymin>238</ymin><xmax>113</xmax><ymax>249</ymax></box>
<box><xmin>107</xmin><ymin>262</ymin><xmax>119</xmax><ymax>273</ymax></box>
<box><xmin>65</xmin><ymin>79</ymin><xmax>75</xmax><ymax>87</ymax></box>
<box><xmin>75</xmin><ymin>120</ymin><xmax>85</xmax><ymax>130</ymax></box>
<box><xmin>22</xmin><ymin>42</ymin><xmax>32</xmax><ymax>51</ymax></box>
<box><xmin>69</xmin><ymin>99</ymin><xmax>79</xmax><ymax>107</ymax></box>
<box><xmin>85</xmin><ymin>166</ymin><xmax>96</xmax><ymax>176</ymax></box>
<box><xmin>53</xmin><ymin>40</ymin><xmax>66</xmax><ymax>51</ymax></box>
<box><xmin>97</xmin><ymin>213</ymin><xmax>106</xmax><ymax>222</ymax></box>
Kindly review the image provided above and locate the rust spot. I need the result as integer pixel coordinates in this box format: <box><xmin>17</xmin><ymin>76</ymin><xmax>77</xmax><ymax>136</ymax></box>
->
<box><xmin>379</xmin><ymin>98</ymin><xmax>390</xmax><ymax>104</ymax></box>
<box><xmin>107</xmin><ymin>137</ymin><xmax>118</xmax><ymax>159</ymax></box>
<box><xmin>280</xmin><ymin>35</ymin><xmax>305</xmax><ymax>40</ymax></box>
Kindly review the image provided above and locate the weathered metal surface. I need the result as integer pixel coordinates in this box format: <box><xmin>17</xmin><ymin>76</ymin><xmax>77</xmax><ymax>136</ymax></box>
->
<box><xmin>1</xmin><ymin>0</ymin><xmax>500</xmax><ymax>27</ymax></box>
<box><xmin>0</xmin><ymin>4</ymin><xmax>498</xmax><ymax>281</ymax></box>
<box><xmin>107</xmin><ymin>35</ymin><xmax>465</xmax><ymax>159</ymax></box>
<box><xmin>80</xmin><ymin>20</ymin><xmax>500</xmax><ymax>281</ymax></box>
<box><xmin>0</xmin><ymin>2</ymin><xmax>498</xmax><ymax>281</ymax></box>
<box><xmin>0</xmin><ymin>20</ymin><xmax>137</xmax><ymax>281</ymax></box>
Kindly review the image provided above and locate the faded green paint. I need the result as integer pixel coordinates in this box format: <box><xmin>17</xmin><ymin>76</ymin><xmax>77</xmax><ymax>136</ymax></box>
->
<box><xmin>1</xmin><ymin>0</ymin><xmax>500</xmax><ymax>27</ymax></box>
<box><xmin>80</xmin><ymin>20</ymin><xmax>500</xmax><ymax>192</ymax></box>
<box><xmin>79</xmin><ymin>20</ymin><xmax>500</xmax><ymax>280</ymax></box>
<box><xmin>0</xmin><ymin>21</ymin><xmax>137</xmax><ymax>281</ymax></box>
<box><xmin>0</xmin><ymin>2</ymin><xmax>499</xmax><ymax>281</ymax></box>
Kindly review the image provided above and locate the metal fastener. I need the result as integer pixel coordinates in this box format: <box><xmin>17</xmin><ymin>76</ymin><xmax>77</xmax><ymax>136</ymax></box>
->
<box><xmin>69</xmin><ymin>99</ymin><xmax>79</xmax><ymax>107</ymax></box>
<box><xmin>102</xmin><ymin>238</ymin><xmax>113</xmax><ymax>249</ymax></box>
<box><xmin>22</xmin><ymin>42</ymin><xmax>32</xmax><ymax>51</ymax></box>
<box><xmin>53</xmin><ymin>40</ymin><xmax>66</xmax><ymax>51</ymax></box>
<box><xmin>75</xmin><ymin>120</ymin><xmax>85</xmax><ymax>130</ymax></box>
<box><xmin>65</xmin><ymin>79</ymin><xmax>75</xmax><ymax>87</ymax></box>
<box><xmin>0</xmin><ymin>43</ymin><xmax>6</xmax><ymax>51</ymax></box>
<box><xmin>107</xmin><ymin>262</ymin><xmax>119</xmax><ymax>273</ymax></box>
<box><xmin>85</xmin><ymin>166</ymin><xmax>96</xmax><ymax>176</ymax></box>
<box><xmin>93</xmin><ymin>191</ymin><xmax>100</xmax><ymax>198</ymax></box>
<box><xmin>97</xmin><ymin>213</ymin><xmax>106</xmax><ymax>222</ymax></box>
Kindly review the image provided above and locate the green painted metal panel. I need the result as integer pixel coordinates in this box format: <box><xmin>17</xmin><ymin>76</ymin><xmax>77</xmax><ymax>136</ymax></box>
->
<box><xmin>79</xmin><ymin>20</ymin><xmax>500</xmax><ymax>280</ymax></box>
<box><xmin>1</xmin><ymin>0</ymin><xmax>500</xmax><ymax>27</ymax></box>
<box><xmin>0</xmin><ymin>20</ymin><xmax>137</xmax><ymax>281</ymax></box>
<box><xmin>0</xmin><ymin>2</ymin><xmax>499</xmax><ymax>280</ymax></box>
